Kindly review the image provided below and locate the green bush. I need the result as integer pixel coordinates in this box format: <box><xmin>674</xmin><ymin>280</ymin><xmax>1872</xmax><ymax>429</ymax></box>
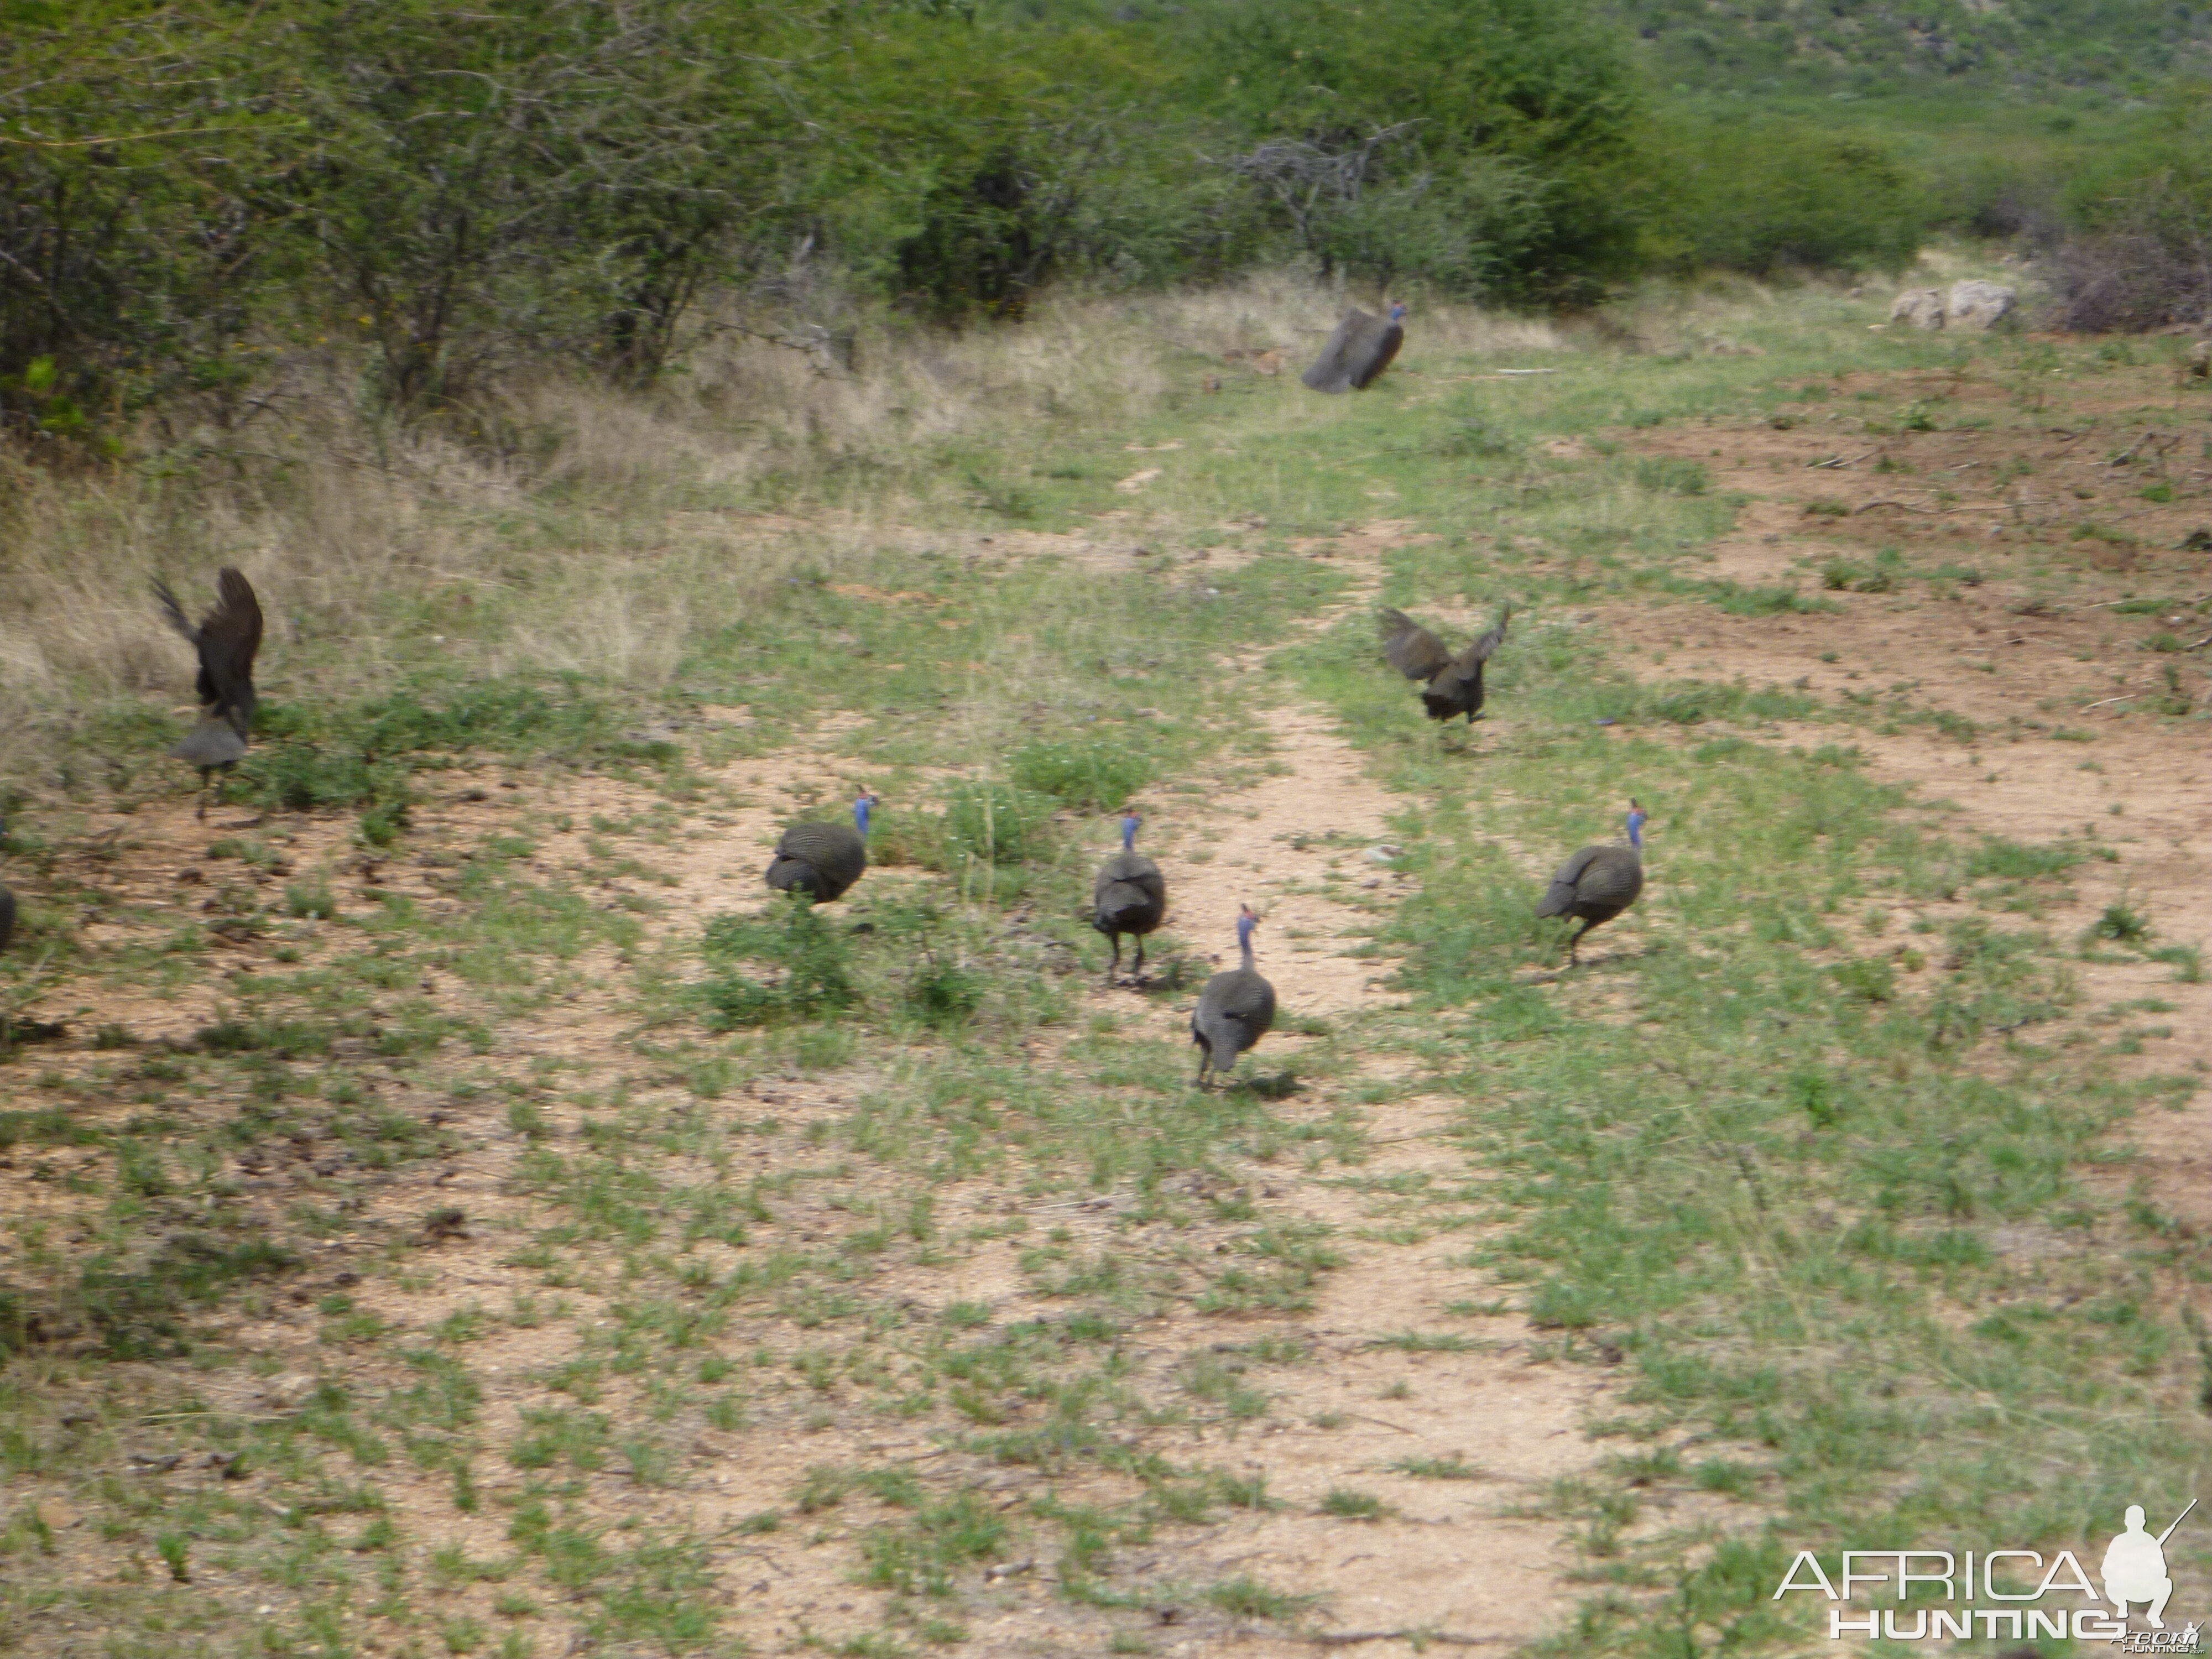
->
<box><xmin>1193</xmin><ymin>0</ymin><xmax>1642</xmax><ymax>299</ymax></box>
<box><xmin>1647</xmin><ymin>117</ymin><xmax>1929</xmax><ymax>276</ymax></box>
<box><xmin>941</xmin><ymin>782</ymin><xmax>1058</xmax><ymax>867</ymax></box>
<box><xmin>1009</xmin><ymin>740</ymin><xmax>1154</xmax><ymax>812</ymax></box>
<box><xmin>700</xmin><ymin>902</ymin><xmax>855</xmax><ymax>1026</ymax></box>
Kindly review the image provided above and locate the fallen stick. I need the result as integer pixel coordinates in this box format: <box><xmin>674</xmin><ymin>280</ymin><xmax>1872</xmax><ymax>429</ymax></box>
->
<box><xmin>1808</xmin><ymin>451</ymin><xmax>1876</xmax><ymax>469</ymax></box>
<box><xmin>2080</xmin><ymin>694</ymin><xmax>2140</xmax><ymax>710</ymax></box>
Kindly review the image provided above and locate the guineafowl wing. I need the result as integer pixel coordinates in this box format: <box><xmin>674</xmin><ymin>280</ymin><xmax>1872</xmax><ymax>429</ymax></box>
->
<box><xmin>1464</xmin><ymin>603</ymin><xmax>1511</xmax><ymax>665</ymax></box>
<box><xmin>1378</xmin><ymin>609</ymin><xmax>1451</xmax><ymax>681</ymax></box>
<box><xmin>1348</xmin><ymin>317</ymin><xmax>1404</xmax><ymax>389</ymax></box>
<box><xmin>197</xmin><ymin>568</ymin><xmax>263</xmax><ymax>723</ymax></box>
<box><xmin>1238</xmin><ymin>973</ymin><xmax>1277</xmax><ymax>1042</ymax></box>
<box><xmin>1572</xmin><ymin>848</ymin><xmax>1644</xmax><ymax>914</ymax></box>
<box><xmin>1302</xmin><ymin>309</ymin><xmax>1385</xmax><ymax>393</ymax></box>
<box><xmin>1198</xmin><ymin>967</ymin><xmax>1275</xmax><ymax>1058</ymax></box>
<box><xmin>1093</xmin><ymin>852</ymin><xmax>1166</xmax><ymax>935</ymax></box>
<box><xmin>770</xmin><ymin>822</ymin><xmax>867</xmax><ymax>901</ymax></box>
<box><xmin>1535</xmin><ymin>846</ymin><xmax>1604</xmax><ymax>918</ymax></box>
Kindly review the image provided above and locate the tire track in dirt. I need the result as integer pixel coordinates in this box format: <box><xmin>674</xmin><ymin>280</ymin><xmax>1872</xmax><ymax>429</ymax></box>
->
<box><xmin>1104</xmin><ymin>524</ymin><xmax>1613</xmax><ymax>1656</ymax></box>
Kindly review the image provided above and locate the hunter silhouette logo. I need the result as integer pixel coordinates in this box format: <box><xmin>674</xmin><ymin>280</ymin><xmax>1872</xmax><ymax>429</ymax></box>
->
<box><xmin>1774</xmin><ymin>1499</ymin><xmax>2201</xmax><ymax>1644</ymax></box>
<box><xmin>2105</xmin><ymin>1502</ymin><xmax>2195</xmax><ymax>1629</ymax></box>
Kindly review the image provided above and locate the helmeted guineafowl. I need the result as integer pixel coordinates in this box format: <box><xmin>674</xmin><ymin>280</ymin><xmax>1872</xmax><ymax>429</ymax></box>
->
<box><xmin>153</xmin><ymin>567</ymin><xmax>263</xmax><ymax>819</ymax></box>
<box><xmin>1191</xmin><ymin>905</ymin><xmax>1276</xmax><ymax>1087</ymax></box>
<box><xmin>1303</xmin><ymin>302</ymin><xmax>1406</xmax><ymax>393</ymax></box>
<box><xmin>1536</xmin><ymin>802</ymin><xmax>1647</xmax><ymax>966</ymax></box>
<box><xmin>1092</xmin><ymin>810</ymin><xmax>1167</xmax><ymax>984</ymax></box>
<box><xmin>766</xmin><ymin>792</ymin><xmax>877</xmax><ymax>902</ymax></box>
<box><xmin>1378</xmin><ymin>608</ymin><xmax>1451</xmax><ymax>684</ymax></box>
<box><xmin>1418</xmin><ymin>604</ymin><xmax>1511</xmax><ymax>727</ymax></box>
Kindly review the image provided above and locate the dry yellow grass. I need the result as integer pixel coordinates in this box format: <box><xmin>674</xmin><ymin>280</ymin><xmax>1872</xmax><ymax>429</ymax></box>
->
<box><xmin>0</xmin><ymin>272</ymin><xmax>1571</xmax><ymax>794</ymax></box>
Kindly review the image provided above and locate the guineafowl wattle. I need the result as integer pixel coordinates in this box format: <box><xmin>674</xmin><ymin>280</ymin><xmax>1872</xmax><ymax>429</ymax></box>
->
<box><xmin>1418</xmin><ymin>604</ymin><xmax>1511</xmax><ymax>727</ymax></box>
<box><xmin>1302</xmin><ymin>302</ymin><xmax>1406</xmax><ymax>394</ymax></box>
<box><xmin>766</xmin><ymin>793</ymin><xmax>876</xmax><ymax>902</ymax></box>
<box><xmin>153</xmin><ymin>567</ymin><xmax>263</xmax><ymax>820</ymax></box>
<box><xmin>1092</xmin><ymin>811</ymin><xmax>1167</xmax><ymax>983</ymax></box>
<box><xmin>1191</xmin><ymin>905</ymin><xmax>1276</xmax><ymax>1087</ymax></box>
<box><xmin>1378</xmin><ymin>608</ymin><xmax>1451</xmax><ymax>684</ymax></box>
<box><xmin>1535</xmin><ymin>803</ymin><xmax>1647</xmax><ymax>966</ymax></box>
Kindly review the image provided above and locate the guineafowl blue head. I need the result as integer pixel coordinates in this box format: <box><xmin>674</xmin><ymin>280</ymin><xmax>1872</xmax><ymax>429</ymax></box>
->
<box><xmin>1626</xmin><ymin>802</ymin><xmax>1646</xmax><ymax>848</ymax></box>
<box><xmin>1237</xmin><ymin>904</ymin><xmax>1258</xmax><ymax>948</ymax></box>
<box><xmin>1120</xmin><ymin>811</ymin><xmax>1140</xmax><ymax>851</ymax></box>
<box><xmin>854</xmin><ymin>794</ymin><xmax>878</xmax><ymax>837</ymax></box>
<box><xmin>1389</xmin><ymin>302</ymin><xmax>1406</xmax><ymax>323</ymax></box>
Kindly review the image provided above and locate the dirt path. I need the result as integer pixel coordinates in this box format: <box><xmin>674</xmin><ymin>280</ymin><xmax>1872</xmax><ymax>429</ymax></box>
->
<box><xmin>1098</xmin><ymin>527</ymin><xmax>1610</xmax><ymax>1656</ymax></box>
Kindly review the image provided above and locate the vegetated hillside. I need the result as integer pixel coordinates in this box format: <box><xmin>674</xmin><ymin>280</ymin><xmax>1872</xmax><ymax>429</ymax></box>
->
<box><xmin>1606</xmin><ymin>0</ymin><xmax>2212</xmax><ymax>95</ymax></box>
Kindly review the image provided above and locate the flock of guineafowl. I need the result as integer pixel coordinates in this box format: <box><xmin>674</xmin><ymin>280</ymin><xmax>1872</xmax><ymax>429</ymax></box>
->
<box><xmin>0</xmin><ymin>300</ymin><xmax>1646</xmax><ymax>1087</ymax></box>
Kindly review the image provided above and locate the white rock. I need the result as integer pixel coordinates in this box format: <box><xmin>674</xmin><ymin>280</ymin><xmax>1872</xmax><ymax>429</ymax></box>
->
<box><xmin>1889</xmin><ymin>289</ymin><xmax>1947</xmax><ymax>330</ymax></box>
<box><xmin>1946</xmin><ymin>280</ymin><xmax>2016</xmax><ymax>330</ymax></box>
<box><xmin>262</xmin><ymin>1373</ymin><xmax>317</xmax><ymax>1410</ymax></box>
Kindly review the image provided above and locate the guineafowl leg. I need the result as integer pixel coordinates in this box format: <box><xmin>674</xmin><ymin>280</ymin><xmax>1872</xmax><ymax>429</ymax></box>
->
<box><xmin>196</xmin><ymin>769</ymin><xmax>211</xmax><ymax>821</ymax></box>
<box><xmin>1567</xmin><ymin>920</ymin><xmax>1590</xmax><ymax>967</ymax></box>
<box><xmin>1105</xmin><ymin>936</ymin><xmax>1121</xmax><ymax>984</ymax></box>
<box><xmin>1132</xmin><ymin>938</ymin><xmax>1146</xmax><ymax>979</ymax></box>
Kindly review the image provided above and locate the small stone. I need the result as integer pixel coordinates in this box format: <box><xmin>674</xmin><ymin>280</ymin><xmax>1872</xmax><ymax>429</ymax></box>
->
<box><xmin>263</xmin><ymin>1373</ymin><xmax>317</xmax><ymax>1410</ymax></box>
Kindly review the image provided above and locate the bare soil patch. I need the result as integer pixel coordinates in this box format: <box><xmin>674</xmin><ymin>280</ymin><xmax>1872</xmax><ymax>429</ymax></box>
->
<box><xmin>1611</xmin><ymin>364</ymin><xmax>2211</xmax><ymax>1223</ymax></box>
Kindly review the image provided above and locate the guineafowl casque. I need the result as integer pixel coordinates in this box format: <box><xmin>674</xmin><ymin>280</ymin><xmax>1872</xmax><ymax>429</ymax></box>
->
<box><xmin>1536</xmin><ymin>802</ymin><xmax>1647</xmax><ymax>967</ymax></box>
<box><xmin>766</xmin><ymin>792</ymin><xmax>877</xmax><ymax>902</ymax></box>
<box><xmin>1092</xmin><ymin>810</ymin><xmax>1166</xmax><ymax>984</ymax></box>
<box><xmin>1377</xmin><ymin>608</ymin><xmax>1452</xmax><ymax>684</ymax></box>
<box><xmin>1418</xmin><ymin>604</ymin><xmax>1511</xmax><ymax>727</ymax></box>
<box><xmin>1191</xmin><ymin>905</ymin><xmax>1276</xmax><ymax>1087</ymax></box>
<box><xmin>1302</xmin><ymin>302</ymin><xmax>1406</xmax><ymax>393</ymax></box>
<box><xmin>153</xmin><ymin>567</ymin><xmax>263</xmax><ymax>820</ymax></box>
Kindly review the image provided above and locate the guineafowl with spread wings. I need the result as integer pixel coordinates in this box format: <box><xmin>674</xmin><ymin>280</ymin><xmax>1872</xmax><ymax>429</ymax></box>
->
<box><xmin>153</xmin><ymin>567</ymin><xmax>263</xmax><ymax>819</ymax></box>
<box><xmin>1419</xmin><ymin>603</ymin><xmax>1511</xmax><ymax>727</ymax></box>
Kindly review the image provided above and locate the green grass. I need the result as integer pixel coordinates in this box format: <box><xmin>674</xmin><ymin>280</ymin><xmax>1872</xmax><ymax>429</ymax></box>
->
<box><xmin>2</xmin><ymin>281</ymin><xmax>2208</xmax><ymax>1659</ymax></box>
